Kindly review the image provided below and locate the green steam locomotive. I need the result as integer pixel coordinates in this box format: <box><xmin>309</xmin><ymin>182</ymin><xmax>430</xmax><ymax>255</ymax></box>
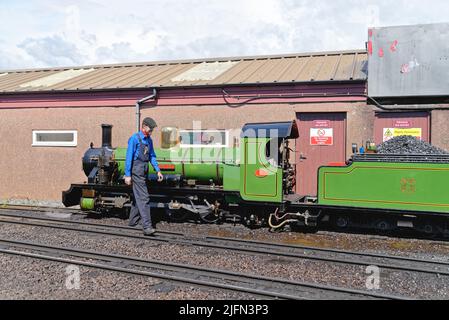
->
<box><xmin>62</xmin><ymin>121</ymin><xmax>449</xmax><ymax>236</ymax></box>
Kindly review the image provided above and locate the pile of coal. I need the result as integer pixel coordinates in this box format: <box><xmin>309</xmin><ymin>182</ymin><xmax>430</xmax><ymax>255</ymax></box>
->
<box><xmin>377</xmin><ymin>136</ymin><xmax>449</xmax><ymax>155</ymax></box>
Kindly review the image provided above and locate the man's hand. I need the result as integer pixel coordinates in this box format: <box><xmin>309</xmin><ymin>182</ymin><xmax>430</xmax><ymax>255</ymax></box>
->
<box><xmin>124</xmin><ymin>176</ymin><xmax>132</xmax><ymax>185</ymax></box>
<box><xmin>157</xmin><ymin>171</ymin><xmax>164</xmax><ymax>182</ymax></box>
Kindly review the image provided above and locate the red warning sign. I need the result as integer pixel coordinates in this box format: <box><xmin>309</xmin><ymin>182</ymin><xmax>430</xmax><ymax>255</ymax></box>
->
<box><xmin>310</xmin><ymin>128</ymin><xmax>333</xmax><ymax>145</ymax></box>
<box><xmin>313</xmin><ymin>120</ymin><xmax>330</xmax><ymax>128</ymax></box>
<box><xmin>394</xmin><ymin>120</ymin><xmax>412</xmax><ymax>128</ymax></box>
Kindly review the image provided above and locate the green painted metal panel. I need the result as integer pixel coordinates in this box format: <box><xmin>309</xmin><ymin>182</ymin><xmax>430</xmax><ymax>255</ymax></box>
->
<box><xmin>223</xmin><ymin>164</ymin><xmax>240</xmax><ymax>191</ymax></box>
<box><xmin>240</xmin><ymin>138</ymin><xmax>282</xmax><ymax>203</ymax></box>
<box><xmin>80</xmin><ymin>197</ymin><xmax>95</xmax><ymax>211</ymax></box>
<box><xmin>114</xmin><ymin>147</ymin><xmax>127</xmax><ymax>176</ymax></box>
<box><xmin>148</xmin><ymin>161</ymin><xmax>224</xmax><ymax>184</ymax></box>
<box><xmin>318</xmin><ymin>161</ymin><xmax>449</xmax><ymax>213</ymax></box>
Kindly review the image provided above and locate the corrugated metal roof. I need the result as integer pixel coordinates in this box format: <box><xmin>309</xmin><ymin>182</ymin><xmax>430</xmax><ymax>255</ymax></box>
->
<box><xmin>0</xmin><ymin>50</ymin><xmax>367</xmax><ymax>93</ymax></box>
<box><xmin>171</xmin><ymin>61</ymin><xmax>239</xmax><ymax>82</ymax></box>
<box><xmin>19</xmin><ymin>68</ymin><xmax>95</xmax><ymax>89</ymax></box>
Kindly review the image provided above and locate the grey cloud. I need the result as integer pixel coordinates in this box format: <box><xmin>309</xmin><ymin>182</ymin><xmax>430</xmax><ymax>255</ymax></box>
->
<box><xmin>0</xmin><ymin>44</ymin><xmax>40</xmax><ymax>71</ymax></box>
<box><xmin>80</xmin><ymin>31</ymin><xmax>97</xmax><ymax>46</ymax></box>
<box><xmin>95</xmin><ymin>42</ymin><xmax>150</xmax><ymax>63</ymax></box>
<box><xmin>93</xmin><ymin>35</ymin><xmax>250</xmax><ymax>64</ymax></box>
<box><xmin>249</xmin><ymin>24</ymin><xmax>292</xmax><ymax>52</ymax></box>
<box><xmin>0</xmin><ymin>50</ymin><xmax>30</xmax><ymax>70</ymax></box>
<box><xmin>155</xmin><ymin>36</ymin><xmax>251</xmax><ymax>61</ymax></box>
<box><xmin>18</xmin><ymin>35</ymin><xmax>86</xmax><ymax>67</ymax></box>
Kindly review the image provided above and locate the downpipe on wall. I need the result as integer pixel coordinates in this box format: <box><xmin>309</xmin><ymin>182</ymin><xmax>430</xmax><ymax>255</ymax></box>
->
<box><xmin>136</xmin><ymin>88</ymin><xmax>157</xmax><ymax>131</ymax></box>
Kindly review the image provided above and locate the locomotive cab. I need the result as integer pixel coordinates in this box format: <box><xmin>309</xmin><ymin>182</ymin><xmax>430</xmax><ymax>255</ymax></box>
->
<box><xmin>239</xmin><ymin>121</ymin><xmax>298</xmax><ymax>203</ymax></box>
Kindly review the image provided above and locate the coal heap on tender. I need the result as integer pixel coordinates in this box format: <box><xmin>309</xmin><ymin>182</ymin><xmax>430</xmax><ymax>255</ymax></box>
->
<box><xmin>377</xmin><ymin>136</ymin><xmax>449</xmax><ymax>155</ymax></box>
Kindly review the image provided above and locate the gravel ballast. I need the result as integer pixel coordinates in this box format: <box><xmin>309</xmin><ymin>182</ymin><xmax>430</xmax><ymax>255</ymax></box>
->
<box><xmin>0</xmin><ymin>253</ymin><xmax>254</xmax><ymax>300</ymax></box>
<box><xmin>0</xmin><ymin>211</ymin><xmax>449</xmax><ymax>300</ymax></box>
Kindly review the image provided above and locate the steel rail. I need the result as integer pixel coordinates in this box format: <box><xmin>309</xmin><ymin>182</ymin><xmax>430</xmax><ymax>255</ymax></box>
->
<box><xmin>0</xmin><ymin>204</ymin><xmax>82</xmax><ymax>214</ymax></box>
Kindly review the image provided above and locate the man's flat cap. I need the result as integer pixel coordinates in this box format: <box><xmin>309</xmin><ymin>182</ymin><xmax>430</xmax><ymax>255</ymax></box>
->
<box><xmin>142</xmin><ymin>117</ymin><xmax>157</xmax><ymax>128</ymax></box>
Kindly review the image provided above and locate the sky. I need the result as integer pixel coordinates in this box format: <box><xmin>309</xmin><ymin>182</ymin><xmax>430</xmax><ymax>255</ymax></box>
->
<box><xmin>1</xmin><ymin>0</ymin><xmax>448</xmax><ymax>70</ymax></box>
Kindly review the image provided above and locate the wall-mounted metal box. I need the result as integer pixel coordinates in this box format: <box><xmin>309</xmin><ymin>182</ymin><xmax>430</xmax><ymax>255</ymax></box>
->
<box><xmin>368</xmin><ymin>23</ymin><xmax>449</xmax><ymax>98</ymax></box>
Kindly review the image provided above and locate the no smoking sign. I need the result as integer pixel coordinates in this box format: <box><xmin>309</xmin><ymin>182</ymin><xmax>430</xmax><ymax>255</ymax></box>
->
<box><xmin>310</xmin><ymin>128</ymin><xmax>333</xmax><ymax>145</ymax></box>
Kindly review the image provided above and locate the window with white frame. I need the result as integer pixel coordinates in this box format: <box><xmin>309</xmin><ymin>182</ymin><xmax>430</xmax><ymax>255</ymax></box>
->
<box><xmin>179</xmin><ymin>130</ymin><xmax>228</xmax><ymax>148</ymax></box>
<box><xmin>32</xmin><ymin>130</ymin><xmax>78</xmax><ymax>147</ymax></box>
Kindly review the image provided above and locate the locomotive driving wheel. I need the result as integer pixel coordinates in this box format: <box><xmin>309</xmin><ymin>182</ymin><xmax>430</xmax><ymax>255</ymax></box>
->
<box><xmin>333</xmin><ymin>215</ymin><xmax>351</xmax><ymax>229</ymax></box>
<box><xmin>414</xmin><ymin>220</ymin><xmax>442</xmax><ymax>237</ymax></box>
<box><xmin>165</xmin><ymin>208</ymin><xmax>189</xmax><ymax>222</ymax></box>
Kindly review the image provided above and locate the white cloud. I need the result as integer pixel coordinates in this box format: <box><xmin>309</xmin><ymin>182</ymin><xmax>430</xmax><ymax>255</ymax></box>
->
<box><xmin>0</xmin><ymin>0</ymin><xmax>448</xmax><ymax>70</ymax></box>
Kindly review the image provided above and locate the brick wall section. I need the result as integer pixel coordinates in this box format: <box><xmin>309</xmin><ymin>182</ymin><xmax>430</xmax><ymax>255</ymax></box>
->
<box><xmin>431</xmin><ymin>110</ymin><xmax>449</xmax><ymax>151</ymax></box>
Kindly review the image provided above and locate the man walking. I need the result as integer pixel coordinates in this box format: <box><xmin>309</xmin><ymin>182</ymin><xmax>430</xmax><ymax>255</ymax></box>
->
<box><xmin>124</xmin><ymin>117</ymin><xmax>163</xmax><ymax>236</ymax></box>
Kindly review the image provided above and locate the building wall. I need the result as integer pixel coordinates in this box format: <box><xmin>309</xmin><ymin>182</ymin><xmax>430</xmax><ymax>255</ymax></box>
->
<box><xmin>373</xmin><ymin>111</ymin><xmax>430</xmax><ymax>145</ymax></box>
<box><xmin>431</xmin><ymin>110</ymin><xmax>449</xmax><ymax>151</ymax></box>
<box><xmin>0</xmin><ymin>107</ymin><xmax>134</xmax><ymax>201</ymax></box>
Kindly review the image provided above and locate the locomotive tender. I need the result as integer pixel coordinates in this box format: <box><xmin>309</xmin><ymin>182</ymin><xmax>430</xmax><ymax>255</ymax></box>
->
<box><xmin>62</xmin><ymin>121</ymin><xmax>449</xmax><ymax>236</ymax></box>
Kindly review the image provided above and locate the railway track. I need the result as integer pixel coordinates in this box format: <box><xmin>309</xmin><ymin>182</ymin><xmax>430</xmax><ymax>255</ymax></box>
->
<box><xmin>0</xmin><ymin>237</ymin><xmax>405</xmax><ymax>300</ymax></box>
<box><xmin>0</xmin><ymin>209</ymin><xmax>448</xmax><ymax>278</ymax></box>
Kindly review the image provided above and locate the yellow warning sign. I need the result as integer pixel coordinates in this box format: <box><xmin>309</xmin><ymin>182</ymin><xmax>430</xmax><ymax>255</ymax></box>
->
<box><xmin>383</xmin><ymin>128</ymin><xmax>422</xmax><ymax>142</ymax></box>
<box><xmin>384</xmin><ymin>128</ymin><xmax>394</xmax><ymax>140</ymax></box>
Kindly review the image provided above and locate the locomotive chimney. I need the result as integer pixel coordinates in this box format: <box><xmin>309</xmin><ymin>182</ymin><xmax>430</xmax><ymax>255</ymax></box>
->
<box><xmin>101</xmin><ymin>124</ymin><xmax>112</xmax><ymax>148</ymax></box>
